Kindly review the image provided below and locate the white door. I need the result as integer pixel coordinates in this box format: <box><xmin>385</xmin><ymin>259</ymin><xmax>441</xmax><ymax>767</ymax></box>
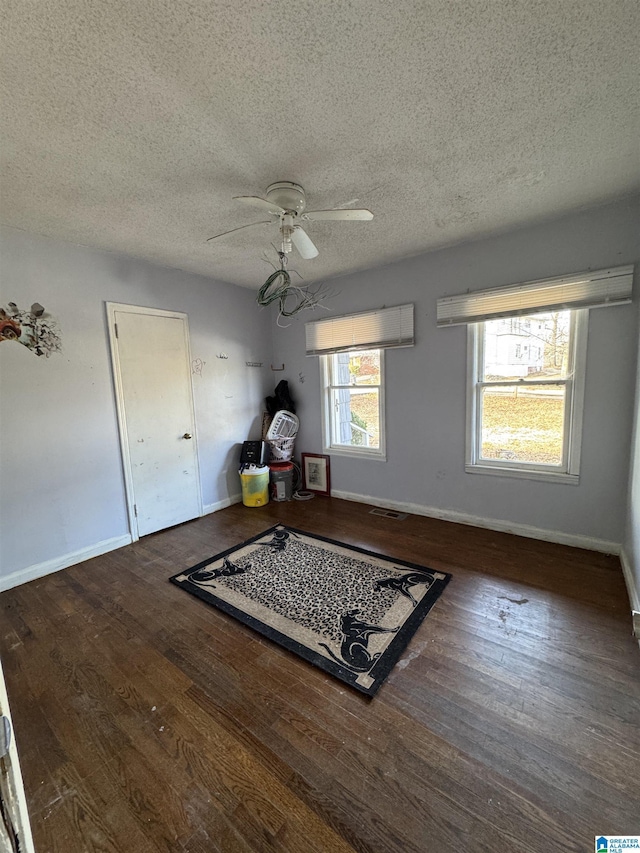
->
<box><xmin>108</xmin><ymin>304</ymin><xmax>202</xmax><ymax>538</ymax></box>
<box><xmin>0</xmin><ymin>661</ymin><xmax>36</xmax><ymax>853</ymax></box>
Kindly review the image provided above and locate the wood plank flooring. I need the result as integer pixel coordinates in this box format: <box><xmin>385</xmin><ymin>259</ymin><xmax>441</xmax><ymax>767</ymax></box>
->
<box><xmin>1</xmin><ymin>498</ymin><xmax>639</xmax><ymax>852</ymax></box>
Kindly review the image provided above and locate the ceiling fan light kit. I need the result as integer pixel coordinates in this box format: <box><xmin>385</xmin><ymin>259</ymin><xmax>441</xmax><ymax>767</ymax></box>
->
<box><xmin>209</xmin><ymin>180</ymin><xmax>374</xmax><ymax>261</ymax></box>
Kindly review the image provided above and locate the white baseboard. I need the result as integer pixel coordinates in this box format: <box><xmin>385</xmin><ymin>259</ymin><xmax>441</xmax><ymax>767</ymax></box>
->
<box><xmin>203</xmin><ymin>493</ymin><xmax>242</xmax><ymax>515</ymax></box>
<box><xmin>332</xmin><ymin>489</ymin><xmax>621</xmax><ymax>556</ymax></box>
<box><xmin>0</xmin><ymin>495</ymin><xmax>244</xmax><ymax>594</ymax></box>
<box><xmin>0</xmin><ymin>534</ymin><xmax>132</xmax><ymax>594</ymax></box>
<box><xmin>620</xmin><ymin>549</ymin><xmax>640</xmax><ymax>651</ymax></box>
<box><xmin>620</xmin><ymin>548</ymin><xmax>640</xmax><ymax>612</ymax></box>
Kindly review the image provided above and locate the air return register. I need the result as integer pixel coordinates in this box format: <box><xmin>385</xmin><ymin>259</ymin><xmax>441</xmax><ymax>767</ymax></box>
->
<box><xmin>369</xmin><ymin>508</ymin><xmax>408</xmax><ymax>520</ymax></box>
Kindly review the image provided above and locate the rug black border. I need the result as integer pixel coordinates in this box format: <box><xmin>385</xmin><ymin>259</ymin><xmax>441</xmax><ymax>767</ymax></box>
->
<box><xmin>169</xmin><ymin>524</ymin><xmax>452</xmax><ymax>697</ymax></box>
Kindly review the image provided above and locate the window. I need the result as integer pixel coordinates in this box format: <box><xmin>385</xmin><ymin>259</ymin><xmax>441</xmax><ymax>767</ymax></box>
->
<box><xmin>437</xmin><ymin>264</ymin><xmax>633</xmax><ymax>483</ymax></box>
<box><xmin>321</xmin><ymin>348</ymin><xmax>385</xmax><ymax>458</ymax></box>
<box><xmin>467</xmin><ymin>309</ymin><xmax>587</xmax><ymax>482</ymax></box>
<box><xmin>307</xmin><ymin>303</ymin><xmax>414</xmax><ymax>461</ymax></box>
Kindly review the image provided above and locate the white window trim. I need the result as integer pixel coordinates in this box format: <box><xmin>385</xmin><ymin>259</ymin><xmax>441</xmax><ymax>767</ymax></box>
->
<box><xmin>465</xmin><ymin>310</ymin><xmax>588</xmax><ymax>484</ymax></box>
<box><xmin>320</xmin><ymin>350</ymin><xmax>387</xmax><ymax>460</ymax></box>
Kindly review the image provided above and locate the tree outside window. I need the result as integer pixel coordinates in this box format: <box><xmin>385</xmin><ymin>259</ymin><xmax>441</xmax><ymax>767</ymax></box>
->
<box><xmin>321</xmin><ymin>349</ymin><xmax>385</xmax><ymax>458</ymax></box>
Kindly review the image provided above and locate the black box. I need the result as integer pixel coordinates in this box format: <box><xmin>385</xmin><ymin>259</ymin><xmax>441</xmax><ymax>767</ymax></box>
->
<box><xmin>240</xmin><ymin>440</ymin><xmax>268</xmax><ymax>466</ymax></box>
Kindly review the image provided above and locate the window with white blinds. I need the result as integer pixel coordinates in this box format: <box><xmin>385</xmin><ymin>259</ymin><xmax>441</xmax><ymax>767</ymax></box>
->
<box><xmin>306</xmin><ymin>304</ymin><xmax>414</xmax><ymax>356</ymax></box>
<box><xmin>437</xmin><ymin>265</ymin><xmax>633</xmax><ymax>327</ymax></box>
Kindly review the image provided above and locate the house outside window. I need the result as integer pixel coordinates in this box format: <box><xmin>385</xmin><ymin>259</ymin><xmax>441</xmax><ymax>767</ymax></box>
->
<box><xmin>321</xmin><ymin>348</ymin><xmax>385</xmax><ymax>458</ymax></box>
<box><xmin>467</xmin><ymin>309</ymin><xmax>588</xmax><ymax>482</ymax></box>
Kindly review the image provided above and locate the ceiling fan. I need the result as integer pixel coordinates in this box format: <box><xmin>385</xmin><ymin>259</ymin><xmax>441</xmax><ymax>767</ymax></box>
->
<box><xmin>207</xmin><ymin>181</ymin><xmax>373</xmax><ymax>259</ymax></box>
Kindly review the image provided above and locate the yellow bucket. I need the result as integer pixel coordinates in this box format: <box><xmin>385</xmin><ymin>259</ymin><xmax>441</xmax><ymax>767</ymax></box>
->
<box><xmin>240</xmin><ymin>465</ymin><xmax>269</xmax><ymax>507</ymax></box>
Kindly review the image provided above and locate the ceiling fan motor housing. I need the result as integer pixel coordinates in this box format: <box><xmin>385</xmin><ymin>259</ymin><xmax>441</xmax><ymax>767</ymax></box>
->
<box><xmin>266</xmin><ymin>181</ymin><xmax>306</xmax><ymax>213</ymax></box>
<box><xmin>213</xmin><ymin>181</ymin><xmax>371</xmax><ymax>260</ymax></box>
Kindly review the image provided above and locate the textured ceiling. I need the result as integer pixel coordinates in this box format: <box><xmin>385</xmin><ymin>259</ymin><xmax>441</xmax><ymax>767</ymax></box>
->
<box><xmin>1</xmin><ymin>1</ymin><xmax>639</xmax><ymax>289</ymax></box>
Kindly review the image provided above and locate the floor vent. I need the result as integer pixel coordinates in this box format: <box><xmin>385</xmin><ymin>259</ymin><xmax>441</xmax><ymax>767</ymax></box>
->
<box><xmin>369</xmin><ymin>508</ymin><xmax>408</xmax><ymax>520</ymax></box>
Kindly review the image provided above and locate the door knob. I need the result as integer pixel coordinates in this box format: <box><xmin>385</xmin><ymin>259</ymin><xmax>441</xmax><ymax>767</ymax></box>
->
<box><xmin>183</xmin><ymin>433</ymin><xmax>192</xmax><ymax>440</ymax></box>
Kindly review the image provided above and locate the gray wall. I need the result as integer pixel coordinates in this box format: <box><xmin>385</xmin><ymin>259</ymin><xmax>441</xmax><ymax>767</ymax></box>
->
<box><xmin>0</xmin><ymin>226</ymin><xmax>272</xmax><ymax>583</ymax></box>
<box><xmin>2</xmin><ymin>197</ymin><xmax>638</xmax><ymax>591</ymax></box>
<box><xmin>272</xmin><ymin>196</ymin><xmax>640</xmax><ymax>547</ymax></box>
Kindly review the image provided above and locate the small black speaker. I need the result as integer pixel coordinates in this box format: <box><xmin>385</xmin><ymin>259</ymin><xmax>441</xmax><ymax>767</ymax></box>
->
<box><xmin>240</xmin><ymin>440</ymin><xmax>268</xmax><ymax>466</ymax></box>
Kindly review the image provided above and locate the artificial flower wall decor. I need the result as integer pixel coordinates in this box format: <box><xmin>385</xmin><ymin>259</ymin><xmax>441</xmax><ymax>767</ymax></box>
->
<box><xmin>0</xmin><ymin>302</ymin><xmax>62</xmax><ymax>357</ymax></box>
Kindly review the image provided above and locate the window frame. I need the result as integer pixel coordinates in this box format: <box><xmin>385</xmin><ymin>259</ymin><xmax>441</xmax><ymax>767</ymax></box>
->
<box><xmin>320</xmin><ymin>348</ymin><xmax>386</xmax><ymax>460</ymax></box>
<box><xmin>466</xmin><ymin>309</ymin><xmax>588</xmax><ymax>484</ymax></box>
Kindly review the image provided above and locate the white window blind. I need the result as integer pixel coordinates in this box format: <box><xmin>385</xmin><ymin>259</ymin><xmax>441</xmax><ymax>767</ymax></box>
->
<box><xmin>437</xmin><ymin>265</ymin><xmax>633</xmax><ymax>327</ymax></box>
<box><xmin>305</xmin><ymin>304</ymin><xmax>414</xmax><ymax>356</ymax></box>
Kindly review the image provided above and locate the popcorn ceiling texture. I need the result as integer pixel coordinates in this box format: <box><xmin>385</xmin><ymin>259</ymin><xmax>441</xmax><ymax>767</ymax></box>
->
<box><xmin>1</xmin><ymin>0</ymin><xmax>638</xmax><ymax>288</ymax></box>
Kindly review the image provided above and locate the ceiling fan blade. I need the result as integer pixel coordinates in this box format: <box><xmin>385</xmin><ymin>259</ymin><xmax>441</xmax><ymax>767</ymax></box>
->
<box><xmin>206</xmin><ymin>220</ymin><xmax>271</xmax><ymax>242</ymax></box>
<box><xmin>301</xmin><ymin>208</ymin><xmax>374</xmax><ymax>222</ymax></box>
<box><xmin>291</xmin><ymin>225</ymin><xmax>319</xmax><ymax>259</ymax></box>
<box><xmin>233</xmin><ymin>195</ymin><xmax>285</xmax><ymax>215</ymax></box>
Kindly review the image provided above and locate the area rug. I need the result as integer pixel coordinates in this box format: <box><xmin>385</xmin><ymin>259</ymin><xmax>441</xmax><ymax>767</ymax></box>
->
<box><xmin>170</xmin><ymin>524</ymin><xmax>451</xmax><ymax>696</ymax></box>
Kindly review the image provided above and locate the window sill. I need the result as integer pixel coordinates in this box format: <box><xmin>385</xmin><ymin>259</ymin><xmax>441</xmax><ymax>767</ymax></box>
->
<box><xmin>325</xmin><ymin>446</ymin><xmax>387</xmax><ymax>462</ymax></box>
<box><xmin>465</xmin><ymin>463</ymin><xmax>579</xmax><ymax>485</ymax></box>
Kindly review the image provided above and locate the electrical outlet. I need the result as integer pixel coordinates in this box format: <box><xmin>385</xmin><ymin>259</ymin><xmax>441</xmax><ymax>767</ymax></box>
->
<box><xmin>632</xmin><ymin>611</ymin><xmax>640</xmax><ymax>639</ymax></box>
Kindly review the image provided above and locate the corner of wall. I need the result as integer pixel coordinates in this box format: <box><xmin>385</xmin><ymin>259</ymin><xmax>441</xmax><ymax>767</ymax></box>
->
<box><xmin>620</xmin><ymin>547</ymin><xmax>640</xmax><ymax>612</ymax></box>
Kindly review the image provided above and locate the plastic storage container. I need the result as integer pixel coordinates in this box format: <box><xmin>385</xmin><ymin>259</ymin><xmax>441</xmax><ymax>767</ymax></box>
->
<box><xmin>268</xmin><ymin>461</ymin><xmax>294</xmax><ymax>501</ymax></box>
<box><xmin>266</xmin><ymin>411</ymin><xmax>299</xmax><ymax>439</ymax></box>
<box><xmin>240</xmin><ymin>465</ymin><xmax>269</xmax><ymax>507</ymax></box>
<box><xmin>267</xmin><ymin>437</ymin><xmax>295</xmax><ymax>462</ymax></box>
<box><xmin>265</xmin><ymin>409</ymin><xmax>298</xmax><ymax>462</ymax></box>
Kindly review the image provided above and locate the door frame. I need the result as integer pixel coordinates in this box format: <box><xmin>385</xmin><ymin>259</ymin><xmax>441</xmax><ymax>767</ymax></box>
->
<box><xmin>106</xmin><ymin>302</ymin><xmax>203</xmax><ymax>541</ymax></box>
<box><xmin>0</xmin><ymin>659</ymin><xmax>36</xmax><ymax>853</ymax></box>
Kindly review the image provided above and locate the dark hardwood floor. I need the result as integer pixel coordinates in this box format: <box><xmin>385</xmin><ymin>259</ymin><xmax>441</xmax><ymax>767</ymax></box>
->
<box><xmin>1</xmin><ymin>498</ymin><xmax>639</xmax><ymax>852</ymax></box>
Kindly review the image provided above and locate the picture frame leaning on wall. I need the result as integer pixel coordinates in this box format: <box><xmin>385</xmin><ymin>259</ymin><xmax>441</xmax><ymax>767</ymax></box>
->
<box><xmin>301</xmin><ymin>453</ymin><xmax>331</xmax><ymax>496</ymax></box>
